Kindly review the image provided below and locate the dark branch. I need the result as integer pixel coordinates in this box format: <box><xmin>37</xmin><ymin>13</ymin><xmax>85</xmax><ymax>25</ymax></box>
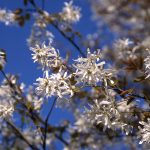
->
<box><xmin>43</xmin><ymin>97</ymin><xmax>57</xmax><ymax>150</ymax></box>
<box><xmin>6</xmin><ymin>120</ymin><xmax>39</xmax><ymax>150</ymax></box>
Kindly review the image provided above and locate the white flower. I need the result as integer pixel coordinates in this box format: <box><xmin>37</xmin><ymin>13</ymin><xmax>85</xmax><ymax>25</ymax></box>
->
<box><xmin>117</xmin><ymin>99</ymin><xmax>135</xmax><ymax>113</ymax></box>
<box><xmin>84</xmin><ymin>89</ymin><xmax>131</xmax><ymax>133</ymax></box>
<box><xmin>0</xmin><ymin>85</ymin><xmax>14</xmax><ymax>119</ymax></box>
<box><xmin>60</xmin><ymin>1</ymin><xmax>81</xmax><ymax>23</ymax></box>
<box><xmin>85</xmin><ymin>33</ymin><xmax>99</xmax><ymax>48</ymax></box>
<box><xmin>27</xmin><ymin>25</ymin><xmax>54</xmax><ymax>47</ymax></box>
<box><xmin>25</xmin><ymin>86</ymin><xmax>43</xmax><ymax>111</ymax></box>
<box><xmin>35</xmin><ymin>70</ymin><xmax>74</xmax><ymax>98</ymax></box>
<box><xmin>35</xmin><ymin>72</ymin><xmax>53</xmax><ymax>98</ymax></box>
<box><xmin>144</xmin><ymin>50</ymin><xmax>150</xmax><ymax>78</ymax></box>
<box><xmin>27</xmin><ymin>12</ymin><xmax>53</xmax><ymax>47</ymax></box>
<box><xmin>73</xmin><ymin>48</ymin><xmax>114</xmax><ymax>85</ymax></box>
<box><xmin>114</xmin><ymin>38</ymin><xmax>133</xmax><ymax>50</ymax></box>
<box><xmin>30</xmin><ymin>42</ymin><xmax>62</xmax><ymax>69</ymax></box>
<box><xmin>114</xmin><ymin>38</ymin><xmax>136</xmax><ymax>60</ymax></box>
<box><xmin>73</xmin><ymin>116</ymin><xmax>92</xmax><ymax>133</ymax></box>
<box><xmin>138</xmin><ymin>119</ymin><xmax>150</xmax><ymax>144</ymax></box>
<box><xmin>0</xmin><ymin>8</ymin><xmax>15</xmax><ymax>25</ymax></box>
<box><xmin>84</xmin><ymin>98</ymin><xmax>119</xmax><ymax>130</ymax></box>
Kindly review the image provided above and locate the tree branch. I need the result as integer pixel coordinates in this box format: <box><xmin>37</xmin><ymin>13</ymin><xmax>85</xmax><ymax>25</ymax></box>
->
<box><xmin>6</xmin><ymin>120</ymin><xmax>39</xmax><ymax>150</ymax></box>
<box><xmin>43</xmin><ymin>97</ymin><xmax>57</xmax><ymax>150</ymax></box>
<box><xmin>28</xmin><ymin>0</ymin><xmax>86</xmax><ymax>57</ymax></box>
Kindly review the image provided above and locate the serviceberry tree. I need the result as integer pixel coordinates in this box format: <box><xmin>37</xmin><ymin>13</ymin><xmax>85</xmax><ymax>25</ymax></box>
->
<box><xmin>0</xmin><ymin>0</ymin><xmax>150</xmax><ymax>149</ymax></box>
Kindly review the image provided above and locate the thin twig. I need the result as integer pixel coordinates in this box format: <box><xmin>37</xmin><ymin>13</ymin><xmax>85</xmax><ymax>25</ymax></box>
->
<box><xmin>55</xmin><ymin>134</ymin><xmax>69</xmax><ymax>145</ymax></box>
<box><xmin>6</xmin><ymin>120</ymin><xmax>39</xmax><ymax>150</ymax></box>
<box><xmin>43</xmin><ymin>97</ymin><xmax>57</xmax><ymax>150</ymax></box>
<box><xmin>28</xmin><ymin>0</ymin><xmax>86</xmax><ymax>57</ymax></box>
<box><xmin>0</xmin><ymin>70</ymin><xmax>13</xmax><ymax>87</ymax></box>
<box><xmin>51</xmin><ymin>22</ymin><xmax>86</xmax><ymax>57</ymax></box>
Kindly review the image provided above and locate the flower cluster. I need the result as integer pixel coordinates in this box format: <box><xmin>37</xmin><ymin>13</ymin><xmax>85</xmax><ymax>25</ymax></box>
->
<box><xmin>114</xmin><ymin>38</ymin><xmax>137</xmax><ymax>60</ymax></box>
<box><xmin>35</xmin><ymin>70</ymin><xmax>74</xmax><ymax>98</ymax></box>
<box><xmin>32</xmin><ymin>41</ymin><xmax>115</xmax><ymax>101</ymax></box>
<box><xmin>60</xmin><ymin>1</ymin><xmax>81</xmax><ymax>23</ymax></box>
<box><xmin>84</xmin><ymin>89</ymin><xmax>132</xmax><ymax>134</ymax></box>
<box><xmin>25</xmin><ymin>86</ymin><xmax>43</xmax><ymax>111</ymax></box>
<box><xmin>2</xmin><ymin>1</ymin><xmax>150</xmax><ymax>149</ymax></box>
<box><xmin>30</xmin><ymin>42</ymin><xmax>62</xmax><ymax>69</ymax></box>
<box><xmin>74</xmin><ymin>49</ymin><xmax>114</xmax><ymax>85</ymax></box>
<box><xmin>27</xmin><ymin>12</ymin><xmax>54</xmax><ymax>47</ymax></box>
<box><xmin>90</xmin><ymin>0</ymin><xmax>150</xmax><ymax>39</ymax></box>
<box><xmin>0</xmin><ymin>8</ymin><xmax>15</xmax><ymax>25</ymax></box>
<box><xmin>138</xmin><ymin>119</ymin><xmax>150</xmax><ymax>144</ymax></box>
<box><xmin>0</xmin><ymin>85</ymin><xmax>14</xmax><ymax>119</ymax></box>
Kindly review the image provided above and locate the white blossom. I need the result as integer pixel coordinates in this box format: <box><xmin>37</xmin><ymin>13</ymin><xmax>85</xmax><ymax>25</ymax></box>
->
<box><xmin>25</xmin><ymin>86</ymin><xmax>43</xmax><ymax>111</ymax></box>
<box><xmin>90</xmin><ymin>0</ymin><xmax>148</xmax><ymax>38</ymax></box>
<box><xmin>30</xmin><ymin>42</ymin><xmax>62</xmax><ymax>69</ymax></box>
<box><xmin>27</xmin><ymin>25</ymin><xmax>54</xmax><ymax>47</ymax></box>
<box><xmin>84</xmin><ymin>33</ymin><xmax>99</xmax><ymax>48</ymax></box>
<box><xmin>35</xmin><ymin>70</ymin><xmax>74</xmax><ymax>98</ymax></box>
<box><xmin>27</xmin><ymin>12</ymin><xmax>54</xmax><ymax>47</ymax></box>
<box><xmin>73</xmin><ymin>48</ymin><xmax>114</xmax><ymax>85</ymax></box>
<box><xmin>0</xmin><ymin>8</ymin><xmax>15</xmax><ymax>25</ymax></box>
<box><xmin>0</xmin><ymin>85</ymin><xmax>14</xmax><ymax>119</ymax></box>
<box><xmin>84</xmin><ymin>89</ymin><xmax>132</xmax><ymax>133</ymax></box>
<box><xmin>84</xmin><ymin>99</ymin><xmax>119</xmax><ymax>130</ymax></box>
<box><xmin>60</xmin><ymin>1</ymin><xmax>81</xmax><ymax>23</ymax></box>
<box><xmin>114</xmin><ymin>38</ymin><xmax>137</xmax><ymax>60</ymax></box>
<box><xmin>117</xmin><ymin>100</ymin><xmax>135</xmax><ymax>113</ymax></box>
<box><xmin>138</xmin><ymin>119</ymin><xmax>150</xmax><ymax>144</ymax></box>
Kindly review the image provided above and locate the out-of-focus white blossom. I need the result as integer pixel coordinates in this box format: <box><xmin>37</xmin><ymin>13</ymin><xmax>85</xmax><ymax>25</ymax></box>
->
<box><xmin>144</xmin><ymin>50</ymin><xmax>150</xmax><ymax>78</ymax></box>
<box><xmin>27</xmin><ymin>12</ymin><xmax>54</xmax><ymax>47</ymax></box>
<box><xmin>33</xmin><ymin>11</ymin><xmax>50</xmax><ymax>28</ymax></box>
<box><xmin>90</xmin><ymin>0</ymin><xmax>149</xmax><ymax>39</ymax></box>
<box><xmin>115</xmin><ymin>39</ymin><xmax>133</xmax><ymax>50</ymax></box>
<box><xmin>73</xmin><ymin>48</ymin><xmax>114</xmax><ymax>85</ymax></box>
<box><xmin>84</xmin><ymin>33</ymin><xmax>100</xmax><ymax>49</ymax></box>
<box><xmin>30</xmin><ymin>42</ymin><xmax>62</xmax><ymax>69</ymax></box>
<box><xmin>142</xmin><ymin>37</ymin><xmax>150</xmax><ymax>49</ymax></box>
<box><xmin>73</xmin><ymin>115</ymin><xmax>92</xmax><ymax>133</ymax></box>
<box><xmin>0</xmin><ymin>85</ymin><xmax>14</xmax><ymax>119</ymax></box>
<box><xmin>35</xmin><ymin>70</ymin><xmax>74</xmax><ymax>98</ymax></box>
<box><xmin>60</xmin><ymin>1</ymin><xmax>81</xmax><ymax>23</ymax></box>
<box><xmin>138</xmin><ymin>119</ymin><xmax>150</xmax><ymax>144</ymax></box>
<box><xmin>114</xmin><ymin>38</ymin><xmax>137</xmax><ymax>60</ymax></box>
<box><xmin>65</xmin><ymin>115</ymin><xmax>109</xmax><ymax>150</ymax></box>
<box><xmin>25</xmin><ymin>86</ymin><xmax>43</xmax><ymax>111</ymax></box>
<box><xmin>117</xmin><ymin>100</ymin><xmax>135</xmax><ymax>113</ymax></box>
<box><xmin>0</xmin><ymin>8</ymin><xmax>15</xmax><ymax>25</ymax></box>
<box><xmin>27</xmin><ymin>25</ymin><xmax>54</xmax><ymax>47</ymax></box>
